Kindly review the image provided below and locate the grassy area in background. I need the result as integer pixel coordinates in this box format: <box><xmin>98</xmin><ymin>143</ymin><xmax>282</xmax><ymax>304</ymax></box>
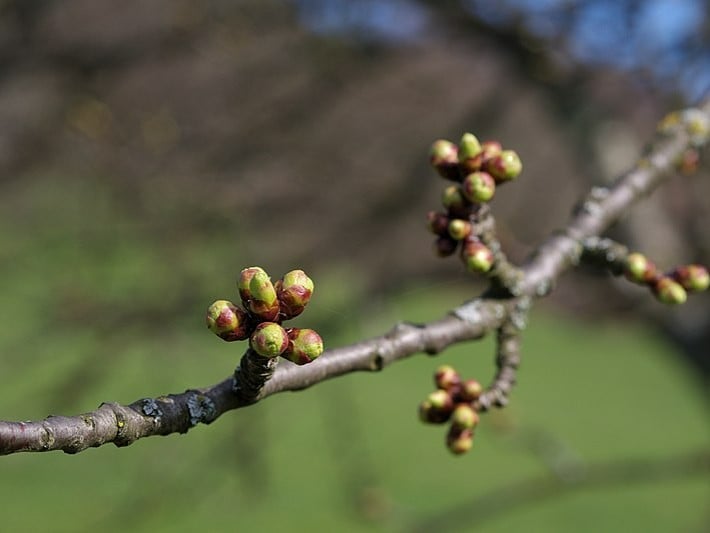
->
<box><xmin>0</xmin><ymin>176</ymin><xmax>707</xmax><ymax>532</ymax></box>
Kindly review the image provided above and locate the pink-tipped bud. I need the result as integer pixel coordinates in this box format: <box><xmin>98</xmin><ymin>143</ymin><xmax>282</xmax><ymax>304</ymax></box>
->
<box><xmin>485</xmin><ymin>150</ymin><xmax>522</xmax><ymax>182</ymax></box>
<box><xmin>250</xmin><ymin>322</ymin><xmax>289</xmax><ymax>358</ymax></box>
<box><xmin>206</xmin><ymin>300</ymin><xmax>250</xmax><ymax>341</ymax></box>
<box><xmin>446</xmin><ymin>427</ymin><xmax>474</xmax><ymax>455</ymax></box>
<box><xmin>448</xmin><ymin>219</ymin><xmax>472</xmax><ymax>241</ymax></box>
<box><xmin>426</xmin><ymin>211</ymin><xmax>451</xmax><ymax>236</ymax></box>
<box><xmin>671</xmin><ymin>264</ymin><xmax>709</xmax><ymax>292</ymax></box>
<box><xmin>430</xmin><ymin>139</ymin><xmax>460</xmax><ymax>181</ymax></box>
<box><xmin>457</xmin><ymin>379</ymin><xmax>484</xmax><ymax>402</ymax></box>
<box><xmin>282</xmin><ymin>328</ymin><xmax>324</xmax><ymax>365</ymax></box>
<box><xmin>462</xmin><ymin>171</ymin><xmax>496</xmax><ymax>203</ymax></box>
<box><xmin>434</xmin><ymin>365</ymin><xmax>461</xmax><ymax>391</ymax></box>
<box><xmin>624</xmin><ymin>253</ymin><xmax>657</xmax><ymax>284</ymax></box>
<box><xmin>461</xmin><ymin>240</ymin><xmax>494</xmax><ymax>273</ymax></box>
<box><xmin>277</xmin><ymin>269</ymin><xmax>314</xmax><ymax>319</ymax></box>
<box><xmin>433</xmin><ymin>236</ymin><xmax>459</xmax><ymax>257</ymax></box>
<box><xmin>652</xmin><ymin>277</ymin><xmax>688</xmax><ymax>305</ymax></box>
<box><xmin>451</xmin><ymin>404</ymin><xmax>479</xmax><ymax>430</ymax></box>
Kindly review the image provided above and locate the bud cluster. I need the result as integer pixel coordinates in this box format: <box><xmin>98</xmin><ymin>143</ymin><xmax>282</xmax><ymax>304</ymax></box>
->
<box><xmin>206</xmin><ymin>267</ymin><xmax>324</xmax><ymax>365</ymax></box>
<box><xmin>623</xmin><ymin>253</ymin><xmax>709</xmax><ymax>305</ymax></box>
<box><xmin>418</xmin><ymin>365</ymin><xmax>485</xmax><ymax>455</ymax></box>
<box><xmin>427</xmin><ymin>133</ymin><xmax>523</xmax><ymax>274</ymax></box>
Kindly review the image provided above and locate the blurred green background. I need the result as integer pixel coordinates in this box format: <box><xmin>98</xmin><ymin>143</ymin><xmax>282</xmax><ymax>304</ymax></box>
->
<box><xmin>1</xmin><ymin>1</ymin><xmax>709</xmax><ymax>531</ymax></box>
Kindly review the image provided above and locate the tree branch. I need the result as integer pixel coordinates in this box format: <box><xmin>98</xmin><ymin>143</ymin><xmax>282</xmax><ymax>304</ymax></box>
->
<box><xmin>1</xmin><ymin>99</ymin><xmax>708</xmax><ymax>456</ymax></box>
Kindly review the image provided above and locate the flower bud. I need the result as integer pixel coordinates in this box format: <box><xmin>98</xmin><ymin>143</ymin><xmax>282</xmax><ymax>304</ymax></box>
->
<box><xmin>247</xmin><ymin>270</ymin><xmax>280</xmax><ymax>321</ymax></box>
<box><xmin>671</xmin><ymin>264</ymin><xmax>709</xmax><ymax>292</ymax></box>
<box><xmin>451</xmin><ymin>404</ymin><xmax>479</xmax><ymax>430</ymax></box>
<box><xmin>238</xmin><ymin>266</ymin><xmax>267</xmax><ymax>302</ymax></box>
<box><xmin>461</xmin><ymin>240</ymin><xmax>494</xmax><ymax>273</ymax></box>
<box><xmin>446</xmin><ymin>427</ymin><xmax>473</xmax><ymax>455</ymax></box>
<box><xmin>428</xmin><ymin>389</ymin><xmax>454</xmax><ymax>412</ymax></box>
<box><xmin>433</xmin><ymin>236</ymin><xmax>458</xmax><ymax>257</ymax></box>
<box><xmin>652</xmin><ymin>277</ymin><xmax>687</xmax><ymax>305</ymax></box>
<box><xmin>426</xmin><ymin>211</ymin><xmax>450</xmax><ymax>236</ymax></box>
<box><xmin>282</xmin><ymin>328</ymin><xmax>324</xmax><ymax>365</ymax></box>
<box><xmin>250</xmin><ymin>322</ymin><xmax>289</xmax><ymax>358</ymax></box>
<box><xmin>448</xmin><ymin>219</ymin><xmax>472</xmax><ymax>241</ymax></box>
<box><xmin>441</xmin><ymin>185</ymin><xmax>468</xmax><ymax>214</ymax></box>
<box><xmin>624</xmin><ymin>253</ymin><xmax>657</xmax><ymax>284</ymax></box>
<box><xmin>419</xmin><ymin>400</ymin><xmax>450</xmax><ymax>424</ymax></box>
<box><xmin>457</xmin><ymin>133</ymin><xmax>483</xmax><ymax>172</ymax></box>
<box><xmin>206</xmin><ymin>300</ymin><xmax>250</xmax><ymax>341</ymax></box>
<box><xmin>277</xmin><ymin>269</ymin><xmax>314</xmax><ymax>319</ymax></box>
<box><xmin>434</xmin><ymin>365</ymin><xmax>461</xmax><ymax>391</ymax></box>
<box><xmin>486</xmin><ymin>150</ymin><xmax>522</xmax><ymax>182</ymax></box>
<box><xmin>457</xmin><ymin>379</ymin><xmax>484</xmax><ymax>402</ymax></box>
<box><xmin>429</xmin><ymin>139</ymin><xmax>460</xmax><ymax>180</ymax></box>
<box><xmin>462</xmin><ymin>171</ymin><xmax>496</xmax><ymax>203</ymax></box>
<box><xmin>462</xmin><ymin>140</ymin><xmax>502</xmax><ymax>173</ymax></box>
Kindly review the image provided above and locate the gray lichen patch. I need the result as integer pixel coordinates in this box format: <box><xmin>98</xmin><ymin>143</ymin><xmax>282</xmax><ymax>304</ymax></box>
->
<box><xmin>186</xmin><ymin>393</ymin><xmax>217</xmax><ymax>427</ymax></box>
<box><xmin>141</xmin><ymin>398</ymin><xmax>163</xmax><ymax>422</ymax></box>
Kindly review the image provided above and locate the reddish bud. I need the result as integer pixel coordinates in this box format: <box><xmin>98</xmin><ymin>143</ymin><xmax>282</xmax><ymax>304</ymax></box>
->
<box><xmin>250</xmin><ymin>322</ymin><xmax>289</xmax><ymax>358</ymax></box>
<box><xmin>458</xmin><ymin>379</ymin><xmax>484</xmax><ymax>402</ymax></box>
<box><xmin>433</xmin><ymin>236</ymin><xmax>458</xmax><ymax>257</ymax></box>
<box><xmin>624</xmin><ymin>253</ymin><xmax>657</xmax><ymax>284</ymax></box>
<box><xmin>430</xmin><ymin>139</ymin><xmax>460</xmax><ymax>180</ymax></box>
<box><xmin>434</xmin><ymin>365</ymin><xmax>461</xmax><ymax>391</ymax></box>
<box><xmin>451</xmin><ymin>404</ymin><xmax>480</xmax><ymax>430</ymax></box>
<box><xmin>441</xmin><ymin>185</ymin><xmax>468</xmax><ymax>214</ymax></box>
<box><xmin>419</xmin><ymin>400</ymin><xmax>450</xmax><ymax>424</ymax></box>
<box><xmin>446</xmin><ymin>427</ymin><xmax>474</xmax><ymax>455</ymax></box>
<box><xmin>277</xmin><ymin>269</ymin><xmax>314</xmax><ymax>319</ymax></box>
<box><xmin>462</xmin><ymin>171</ymin><xmax>496</xmax><ymax>203</ymax></box>
<box><xmin>671</xmin><ymin>264</ymin><xmax>709</xmax><ymax>292</ymax></box>
<box><xmin>282</xmin><ymin>328</ymin><xmax>324</xmax><ymax>365</ymax></box>
<box><xmin>448</xmin><ymin>219</ymin><xmax>472</xmax><ymax>241</ymax></box>
<box><xmin>206</xmin><ymin>300</ymin><xmax>250</xmax><ymax>341</ymax></box>
<box><xmin>652</xmin><ymin>277</ymin><xmax>688</xmax><ymax>305</ymax></box>
<box><xmin>426</xmin><ymin>211</ymin><xmax>451</xmax><ymax>236</ymax></box>
<box><xmin>485</xmin><ymin>150</ymin><xmax>522</xmax><ymax>182</ymax></box>
<box><xmin>461</xmin><ymin>240</ymin><xmax>494</xmax><ymax>273</ymax></box>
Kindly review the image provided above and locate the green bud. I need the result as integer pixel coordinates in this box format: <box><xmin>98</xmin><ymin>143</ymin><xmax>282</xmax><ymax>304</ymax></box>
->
<box><xmin>426</xmin><ymin>211</ymin><xmax>450</xmax><ymax>236</ymax></box>
<box><xmin>458</xmin><ymin>133</ymin><xmax>482</xmax><ymax>163</ymax></box>
<box><xmin>206</xmin><ymin>300</ymin><xmax>250</xmax><ymax>341</ymax></box>
<box><xmin>652</xmin><ymin>277</ymin><xmax>687</xmax><ymax>305</ymax></box>
<box><xmin>460</xmin><ymin>140</ymin><xmax>502</xmax><ymax>173</ymax></box>
<box><xmin>238</xmin><ymin>266</ymin><xmax>267</xmax><ymax>302</ymax></box>
<box><xmin>250</xmin><ymin>322</ymin><xmax>289</xmax><ymax>358</ymax></box>
<box><xmin>462</xmin><ymin>171</ymin><xmax>496</xmax><ymax>203</ymax></box>
<box><xmin>448</xmin><ymin>219</ymin><xmax>472</xmax><ymax>241</ymax></box>
<box><xmin>434</xmin><ymin>365</ymin><xmax>461</xmax><ymax>391</ymax></box>
<box><xmin>624</xmin><ymin>253</ymin><xmax>656</xmax><ymax>284</ymax></box>
<box><xmin>446</xmin><ymin>427</ymin><xmax>474</xmax><ymax>455</ymax></box>
<box><xmin>419</xmin><ymin>400</ymin><xmax>449</xmax><ymax>424</ymax></box>
<box><xmin>671</xmin><ymin>264</ymin><xmax>709</xmax><ymax>292</ymax></box>
<box><xmin>441</xmin><ymin>185</ymin><xmax>468</xmax><ymax>213</ymax></box>
<box><xmin>433</xmin><ymin>236</ymin><xmax>458</xmax><ymax>258</ymax></box>
<box><xmin>451</xmin><ymin>404</ymin><xmax>479</xmax><ymax>431</ymax></box>
<box><xmin>427</xmin><ymin>389</ymin><xmax>454</xmax><ymax>412</ymax></box>
<box><xmin>461</xmin><ymin>240</ymin><xmax>494</xmax><ymax>273</ymax></box>
<box><xmin>277</xmin><ymin>269</ymin><xmax>314</xmax><ymax>319</ymax></box>
<box><xmin>282</xmin><ymin>328</ymin><xmax>324</xmax><ymax>365</ymax></box>
<box><xmin>247</xmin><ymin>270</ymin><xmax>280</xmax><ymax>321</ymax></box>
<box><xmin>429</xmin><ymin>139</ymin><xmax>460</xmax><ymax>181</ymax></box>
<box><xmin>457</xmin><ymin>379</ymin><xmax>484</xmax><ymax>402</ymax></box>
<box><xmin>486</xmin><ymin>150</ymin><xmax>522</xmax><ymax>182</ymax></box>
